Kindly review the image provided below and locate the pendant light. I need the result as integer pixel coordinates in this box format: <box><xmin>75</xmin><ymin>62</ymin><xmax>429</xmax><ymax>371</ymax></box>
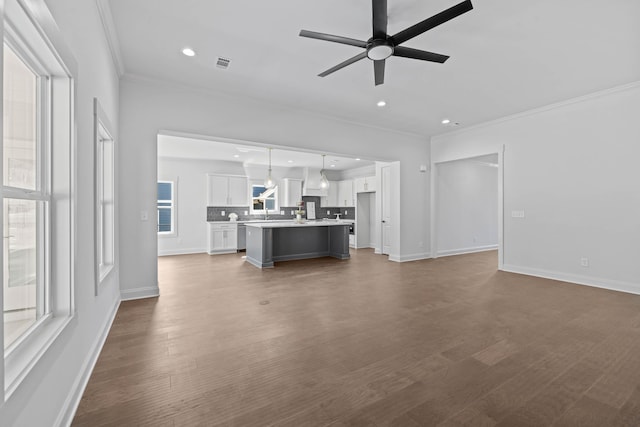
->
<box><xmin>320</xmin><ymin>154</ymin><xmax>329</xmax><ymax>189</ymax></box>
<box><xmin>264</xmin><ymin>148</ymin><xmax>275</xmax><ymax>189</ymax></box>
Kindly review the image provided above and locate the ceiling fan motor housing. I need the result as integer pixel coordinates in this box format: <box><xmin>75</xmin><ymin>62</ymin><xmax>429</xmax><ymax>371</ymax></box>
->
<box><xmin>367</xmin><ymin>39</ymin><xmax>394</xmax><ymax>60</ymax></box>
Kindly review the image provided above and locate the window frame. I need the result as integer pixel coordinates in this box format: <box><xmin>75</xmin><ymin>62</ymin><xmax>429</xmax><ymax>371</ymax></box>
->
<box><xmin>157</xmin><ymin>180</ymin><xmax>176</xmax><ymax>236</ymax></box>
<box><xmin>1</xmin><ymin>0</ymin><xmax>77</xmax><ymax>400</ymax></box>
<box><xmin>94</xmin><ymin>98</ymin><xmax>115</xmax><ymax>293</ymax></box>
<box><xmin>250</xmin><ymin>182</ymin><xmax>278</xmax><ymax>215</ymax></box>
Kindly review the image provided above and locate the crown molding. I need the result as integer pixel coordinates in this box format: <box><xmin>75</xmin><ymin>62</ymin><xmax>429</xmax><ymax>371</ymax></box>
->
<box><xmin>121</xmin><ymin>72</ymin><xmax>428</xmax><ymax>142</ymax></box>
<box><xmin>432</xmin><ymin>80</ymin><xmax>640</xmax><ymax>142</ymax></box>
<box><xmin>95</xmin><ymin>0</ymin><xmax>125</xmax><ymax>76</ymax></box>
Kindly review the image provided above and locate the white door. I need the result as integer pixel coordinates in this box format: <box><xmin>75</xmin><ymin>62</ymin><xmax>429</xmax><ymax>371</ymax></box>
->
<box><xmin>381</xmin><ymin>166</ymin><xmax>391</xmax><ymax>255</ymax></box>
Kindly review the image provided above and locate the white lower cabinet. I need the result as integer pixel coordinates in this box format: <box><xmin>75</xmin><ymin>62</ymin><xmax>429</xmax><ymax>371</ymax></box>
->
<box><xmin>208</xmin><ymin>222</ymin><xmax>238</xmax><ymax>254</ymax></box>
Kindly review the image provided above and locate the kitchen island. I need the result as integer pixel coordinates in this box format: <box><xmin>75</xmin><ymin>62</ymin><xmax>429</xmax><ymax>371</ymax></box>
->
<box><xmin>245</xmin><ymin>221</ymin><xmax>350</xmax><ymax>268</ymax></box>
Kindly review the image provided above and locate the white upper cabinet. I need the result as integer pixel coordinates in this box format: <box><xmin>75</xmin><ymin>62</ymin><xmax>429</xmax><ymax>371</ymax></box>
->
<box><xmin>321</xmin><ymin>180</ymin><xmax>354</xmax><ymax>207</ymax></box>
<box><xmin>338</xmin><ymin>180</ymin><xmax>354</xmax><ymax>207</ymax></box>
<box><xmin>207</xmin><ymin>174</ymin><xmax>248</xmax><ymax>206</ymax></box>
<box><xmin>355</xmin><ymin>175</ymin><xmax>376</xmax><ymax>193</ymax></box>
<box><xmin>322</xmin><ymin>180</ymin><xmax>339</xmax><ymax>207</ymax></box>
<box><xmin>282</xmin><ymin>178</ymin><xmax>303</xmax><ymax>207</ymax></box>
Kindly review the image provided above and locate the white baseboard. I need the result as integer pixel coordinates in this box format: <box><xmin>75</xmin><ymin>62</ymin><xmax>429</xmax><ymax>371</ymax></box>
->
<box><xmin>158</xmin><ymin>248</ymin><xmax>206</xmax><ymax>256</ymax></box>
<box><xmin>55</xmin><ymin>296</ymin><xmax>120</xmax><ymax>427</ymax></box>
<box><xmin>389</xmin><ymin>252</ymin><xmax>432</xmax><ymax>263</ymax></box>
<box><xmin>501</xmin><ymin>264</ymin><xmax>640</xmax><ymax>296</ymax></box>
<box><xmin>436</xmin><ymin>244</ymin><xmax>498</xmax><ymax>258</ymax></box>
<box><xmin>120</xmin><ymin>285</ymin><xmax>160</xmax><ymax>301</ymax></box>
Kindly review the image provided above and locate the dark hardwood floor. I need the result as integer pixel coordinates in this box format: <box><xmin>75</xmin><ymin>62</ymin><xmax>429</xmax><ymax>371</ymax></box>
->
<box><xmin>72</xmin><ymin>249</ymin><xmax>640</xmax><ymax>426</ymax></box>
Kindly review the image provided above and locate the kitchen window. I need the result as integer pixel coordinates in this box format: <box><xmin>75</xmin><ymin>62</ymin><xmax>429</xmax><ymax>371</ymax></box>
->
<box><xmin>250</xmin><ymin>184</ymin><xmax>278</xmax><ymax>214</ymax></box>
<box><xmin>157</xmin><ymin>181</ymin><xmax>175</xmax><ymax>234</ymax></box>
<box><xmin>2</xmin><ymin>0</ymin><xmax>76</xmax><ymax>398</ymax></box>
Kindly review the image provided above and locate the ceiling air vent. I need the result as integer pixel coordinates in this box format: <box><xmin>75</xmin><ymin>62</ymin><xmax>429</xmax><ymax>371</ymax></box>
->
<box><xmin>216</xmin><ymin>57</ymin><xmax>231</xmax><ymax>69</ymax></box>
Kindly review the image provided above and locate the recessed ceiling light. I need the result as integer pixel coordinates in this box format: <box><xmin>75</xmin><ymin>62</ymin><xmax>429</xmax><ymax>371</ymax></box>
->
<box><xmin>441</xmin><ymin>118</ymin><xmax>451</xmax><ymax>125</ymax></box>
<box><xmin>182</xmin><ymin>47</ymin><xmax>196</xmax><ymax>57</ymax></box>
<box><xmin>377</xmin><ymin>100</ymin><xmax>386</xmax><ymax>107</ymax></box>
<box><xmin>355</xmin><ymin>158</ymin><xmax>361</xmax><ymax>161</ymax></box>
<box><xmin>330</xmin><ymin>164</ymin><xmax>336</xmax><ymax>167</ymax></box>
<box><xmin>233</xmin><ymin>154</ymin><xmax>240</xmax><ymax>158</ymax></box>
<box><xmin>288</xmin><ymin>160</ymin><xmax>294</xmax><ymax>163</ymax></box>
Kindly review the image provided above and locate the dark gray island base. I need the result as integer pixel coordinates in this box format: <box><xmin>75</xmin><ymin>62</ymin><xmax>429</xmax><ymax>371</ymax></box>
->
<box><xmin>245</xmin><ymin>221</ymin><xmax>351</xmax><ymax>268</ymax></box>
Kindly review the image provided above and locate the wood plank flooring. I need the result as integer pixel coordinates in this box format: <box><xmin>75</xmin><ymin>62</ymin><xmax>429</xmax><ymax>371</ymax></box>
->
<box><xmin>72</xmin><ymin>250</ymin><xmax>640</xmax><ymax>426</ymax></box>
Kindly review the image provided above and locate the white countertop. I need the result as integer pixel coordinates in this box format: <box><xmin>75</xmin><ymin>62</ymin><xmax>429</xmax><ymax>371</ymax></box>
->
<box><xmin>208</xmin><ymin>219</ymin><xmax>354</xmax><ymax>224</ymax></box>
<box><xmin>244</xmin><ymin>220</ymin><xmax>352</xmax><ymax>229</ymax></box>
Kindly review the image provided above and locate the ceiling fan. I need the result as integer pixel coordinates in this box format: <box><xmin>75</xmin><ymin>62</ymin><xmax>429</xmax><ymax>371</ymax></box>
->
<box><xmin>299</xmin><ymin>0</ymin><xmax>473</xmax><ymax>86</ymax></box>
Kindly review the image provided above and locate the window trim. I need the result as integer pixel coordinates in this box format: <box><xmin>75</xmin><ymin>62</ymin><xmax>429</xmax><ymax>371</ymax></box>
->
<box><xmin>250</xmin><ymin>182</ymin><xmax>278</xmax><ymax>215</ymax></box>
<box><xmin>157</xmin><ymin>180</ymin><xmax>176</xmax><ymax>236</ymax></box>
<box><xmin>2</xmin><ymin>0</ymin><xmax>77</xmax><ymax>400</ymax></box>
<box><xmin>93</xmin><ymin>98</ymin><xmax>115</xmax><ymax>293</ymax></box>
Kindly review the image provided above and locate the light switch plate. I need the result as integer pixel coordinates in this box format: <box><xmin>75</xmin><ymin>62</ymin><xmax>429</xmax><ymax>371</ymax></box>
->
<box><xmin>511</xmin><ymin>210</ymin><xmax>525</xmax><ymax>218</ymax></box>
<box><xmin>140</xmin><ymin>210</ymin><xmax>148</xmax><ymax>221</ymax></box>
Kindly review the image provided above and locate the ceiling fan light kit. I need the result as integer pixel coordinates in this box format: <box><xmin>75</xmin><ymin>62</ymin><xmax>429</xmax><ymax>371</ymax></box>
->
<box><xmin>300</xmin><ymin>0</ymin><xmax>473</xmax><ymax>86</ymax></box>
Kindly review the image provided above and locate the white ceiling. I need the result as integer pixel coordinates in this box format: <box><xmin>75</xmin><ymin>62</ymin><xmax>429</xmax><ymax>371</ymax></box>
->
<box><xmin>157</xmin><ymin>134</ymin><xmax>375</xmax><ymax>170</ymax></box>
<box><xmin>108</xmin><ymin>0</ymin><xmax>640</xmax><ymax>137</ymax></box>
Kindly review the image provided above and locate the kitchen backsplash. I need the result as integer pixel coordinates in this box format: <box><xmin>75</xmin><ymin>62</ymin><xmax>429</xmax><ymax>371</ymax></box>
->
<box><xmin>207</xmin><ymin>196</ymin><xmax>355</xmax><ymax>222</ymax></box>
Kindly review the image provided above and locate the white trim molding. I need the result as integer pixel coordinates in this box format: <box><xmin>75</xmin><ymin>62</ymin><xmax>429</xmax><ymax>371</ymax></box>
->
<box><xmin>501</xmin><ymin>264</ymin><xmax>640</xmax><ymax>296</ymax></box>
<box><xmin>121</xmin><ymin>286</ymin><xmax>160</xmax><ymax>301</ymax></box>
<box><xmin>158</xmin><ymin>248</ymin><xmax>207</xmax><ymax>257</ymax></box>
<box><xmin>95</xmin><ymin>0</ymin><xmax>125</xmax><ymax>76</ymax></box>
<box><xmin>389</xmin><ymin>252</ymin><xmax>432</xmax><ymax>263</ymax></box>
<box><xmin>437</xmin><ymin>245</ymin><xmax>498</xmax><ymax>258</ymax></box>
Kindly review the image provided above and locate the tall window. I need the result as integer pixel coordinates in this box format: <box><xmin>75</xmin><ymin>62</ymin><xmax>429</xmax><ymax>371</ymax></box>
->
<box><xmin>2</xmin><ymin>43</ymin><xmax>46</xmax><ymax>350</ymax></box>
<box><xmin>157</xmin><ymin>181</ymin><xmax>174</xmax><ymax>234</ymax></box>
<box><xmin>95</xmin><ymin>99</ymin><xmax>115</xmax><ymax>287</ymax></box>
<box><xmin>2</xmin><ymin>0</ymin><xmax>75</xmax><ymax>396</ymax></box>
<box><xmin>251</xmin><ymin>184</ymin><xmax>277</xmax><ymax>214</ymax></box>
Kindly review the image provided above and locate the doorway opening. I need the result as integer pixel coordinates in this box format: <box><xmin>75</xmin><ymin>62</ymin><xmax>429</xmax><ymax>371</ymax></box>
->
<box><xmin>431</xmin><ymin>153</ymin><xmax>503</xmax><ymax>268</ymax></box>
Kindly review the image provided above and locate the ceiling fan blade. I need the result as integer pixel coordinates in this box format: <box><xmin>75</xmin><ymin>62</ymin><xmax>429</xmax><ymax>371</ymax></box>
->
<box><xmin>299</xmin><ymin>30</ymin><xmax>367</xmax><ymax>48</ymax></box>
<box><xmin>390</xmin><ymin>0</ymin><xmax>473</xmax><ymax>45</ymax></box>
<box><xmin>318</xmin><ymin>51</ymin><xmax>368</xmax><ymax>77</ymax></box>
<box><xmin>374</xmin><ymin>60</ymin><xmax>385</xmax><ymax>86</ymax></box>
<box><xmin>372</xmin><ymin>0</ymin><xmax>388</xmax><ymax>39</ymax></box>
<box><xmin>393</xmin><ymin>46</ymin><xmax>449</xmax><ymax>63</ymax></box>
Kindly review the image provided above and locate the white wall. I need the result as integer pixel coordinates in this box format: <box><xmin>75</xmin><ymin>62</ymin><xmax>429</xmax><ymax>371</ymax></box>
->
<box><xmin>431</xmin><ymin>82</ymin><xmax>640</xmax><ymax>294</ymax></box>
<box><xmin>157</xmin><ymin>158</ymin><xmax>241</xmax><ymax>255</ymax></box>
<box><xmin>1</xmin><ymin>0</ymin><xmax>121</xmax><ymax>425</ymax></box>
<box><xmin>119</xmin><ymin>75</ymin><xmax>431</xmax><ymax>299</ymax></box>
<box><xmin>435</xmin><ymin>155</ymin><xmax>499</xmax><ymax>256</ymax></box>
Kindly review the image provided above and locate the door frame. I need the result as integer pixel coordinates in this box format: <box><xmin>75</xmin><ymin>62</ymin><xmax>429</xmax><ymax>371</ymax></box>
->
<box><xmin>430</xmin><ymin>149</ymin><xmax>504</xmax><ymax>269</ymax></box>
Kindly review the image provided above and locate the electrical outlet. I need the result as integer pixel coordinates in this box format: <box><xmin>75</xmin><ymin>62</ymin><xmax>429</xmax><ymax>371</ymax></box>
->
<box><xmin>280</xmin><ymin>210</ymin><xmax>284</xmax><ymax>215</ymax></box>
<box><xmin>327</xmin><ymin>210</ymin><xmax>330</xmax><ymax>215</ymax></box>
<box><xmin>290</xmin><ymin>210</ymin><xmax>294</xmax><ymax>215</ymax></box>
<box><xmin>221</xmin><ymin>210</ymin><xmax>225</xmax><ymax>216</ymax></box>
<box><xmin>244</xmin><ymin>211</ymin><xmax>248</xmax><ymax>215</ymax></box>
<box><xmin>344</xmin><ymin>210</ymin><xmax>348</xmax><ymax>215</ymax></box>
<box><xmin>580</xmin><ymin>257</ymin><xmax>589</xmax><ymax>267</ymax></box>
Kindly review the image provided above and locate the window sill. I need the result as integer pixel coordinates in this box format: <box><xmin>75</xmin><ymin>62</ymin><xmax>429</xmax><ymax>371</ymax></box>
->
<box><xmin>158</xmin><ymin>232</ymin><xmax>178</xmax><ymax>238</ymax></box>
<box><xmin>4</xmin><ymin>314</ymin><xmax>73</xmax><ymax>400</ymax></box>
